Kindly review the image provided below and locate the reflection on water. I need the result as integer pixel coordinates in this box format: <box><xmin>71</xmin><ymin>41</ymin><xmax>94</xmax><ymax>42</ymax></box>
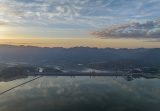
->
<box><xmin>0</xmin><ymin>76</ymin><xmax>160</xmax><ymax>111</ymax></box>
<box><xmin>80</xmin><ymin>68</ymin><xmax>110</xmax><ymax>73</ymax></box>
<box><xmin>62</xmin><ymin>68</ymin><xmax>111</xmax><ymax>73</ymax></box>
<box><xmin>0</xmin><ymin>76</ymin><xmax>42</xmax><ymax>96</ymax></box>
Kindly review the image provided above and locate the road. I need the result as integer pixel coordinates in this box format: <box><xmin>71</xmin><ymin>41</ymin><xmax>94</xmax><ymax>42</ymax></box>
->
<box><xmin>28</xmin><ymin>72</ymin><xmax>148</xmax><ymax>76</ymax></box>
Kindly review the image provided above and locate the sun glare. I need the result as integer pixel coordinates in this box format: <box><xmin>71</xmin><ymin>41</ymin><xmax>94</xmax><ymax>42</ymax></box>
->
<box><xmin>0</xmin><ymin>26</ymin><xmax>8</xmax><ymax>32</ymax></box>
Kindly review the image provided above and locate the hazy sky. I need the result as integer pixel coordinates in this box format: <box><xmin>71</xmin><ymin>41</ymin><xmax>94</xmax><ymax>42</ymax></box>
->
<box><xmin>0</xmin><ymin>0</ymin><xmax>160</xmax><ymax>48</ymax></box>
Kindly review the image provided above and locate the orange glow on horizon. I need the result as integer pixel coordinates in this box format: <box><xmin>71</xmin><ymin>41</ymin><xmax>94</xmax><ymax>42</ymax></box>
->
<box><xmin>0</xmin><ymin>38</ymin><xmax>160</xmax><ymax>48</ymax></box>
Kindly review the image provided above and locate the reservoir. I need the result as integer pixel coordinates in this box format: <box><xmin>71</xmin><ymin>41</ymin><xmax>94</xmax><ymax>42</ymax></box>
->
<box><xmin>0</xmin><ymin>76</ymin><xmax>160</xmax><ymax>111</ymax></box>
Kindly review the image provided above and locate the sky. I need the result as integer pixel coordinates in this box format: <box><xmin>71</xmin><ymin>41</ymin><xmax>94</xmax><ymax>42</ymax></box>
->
<box><xmin>0</xmin><ymin>0</ymin><xmax>160</xmax><ymax>48</ymax></box>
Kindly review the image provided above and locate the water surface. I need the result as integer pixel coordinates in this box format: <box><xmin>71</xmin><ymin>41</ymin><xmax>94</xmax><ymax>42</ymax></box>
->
<box><xmin>0</xmin><ymin>76</ymin><xmax>160</xmax><ymax>111</ymax></box>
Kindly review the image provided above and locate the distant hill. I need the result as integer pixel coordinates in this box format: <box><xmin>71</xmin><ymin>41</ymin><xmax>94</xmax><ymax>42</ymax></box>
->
<box><xmin>0</xmin><ymin>45</ymin><xmax>159</xmax><ymax>68</ymax></box>
<box><xmin>86</xmin><ymin>59</ymin><xmax>158</xmax><ymax>70</ymax></box>
<box><xmin>139</xmin><ymin>48</ymin><xmax>160</xmax><ymax>65</ymax></box>
<box><xmin>87</xmin><ymin>48</ymin><xmax>160</xmax><ymax>69</ymax></box>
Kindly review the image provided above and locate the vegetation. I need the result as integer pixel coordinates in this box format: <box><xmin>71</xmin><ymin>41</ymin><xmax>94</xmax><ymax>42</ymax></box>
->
<box><xmin>0</xmin><ymin>66</ymin><xmax>38</xmax><ymax>78</ymax></box>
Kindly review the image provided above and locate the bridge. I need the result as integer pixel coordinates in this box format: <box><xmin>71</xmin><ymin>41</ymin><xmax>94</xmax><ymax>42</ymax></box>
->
<box><xmin>0</xmin><ymin>72</ymin><xmax>150</xmax><ymax>96</ymax></box>
<box><xmin>28</xmin><ymin>72</ymin><xmax>149</xmax><ymax>77</ymax></box>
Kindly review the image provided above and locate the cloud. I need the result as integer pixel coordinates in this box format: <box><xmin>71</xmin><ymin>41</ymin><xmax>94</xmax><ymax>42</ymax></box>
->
<box><xmin>0</xmin><ymin>23</ymin><xmax>6</xmax><ymax>26</ymax></box>
<box><xmin>0</xmin><ymin>0</ymin><xmax>125</xmax><ymax>28</ymax></box>
<box><xmin>0</xmin><ymin>4</ymin><xmax>25</xmax><ymax>16</ymax></box>
<box><xmin>0</xmin><ymin>21</ymin><xmax>8</xmax><ymax>26</ymax></box>
<box><xmin>0</xmin><ymin>0</ymin><xmax>160</xmax><ymax>29</ymax></box>
<box><xmin>90</xmin><ymin>19</ymin><xmax>160</xmax><ymax>39</ymax></box>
